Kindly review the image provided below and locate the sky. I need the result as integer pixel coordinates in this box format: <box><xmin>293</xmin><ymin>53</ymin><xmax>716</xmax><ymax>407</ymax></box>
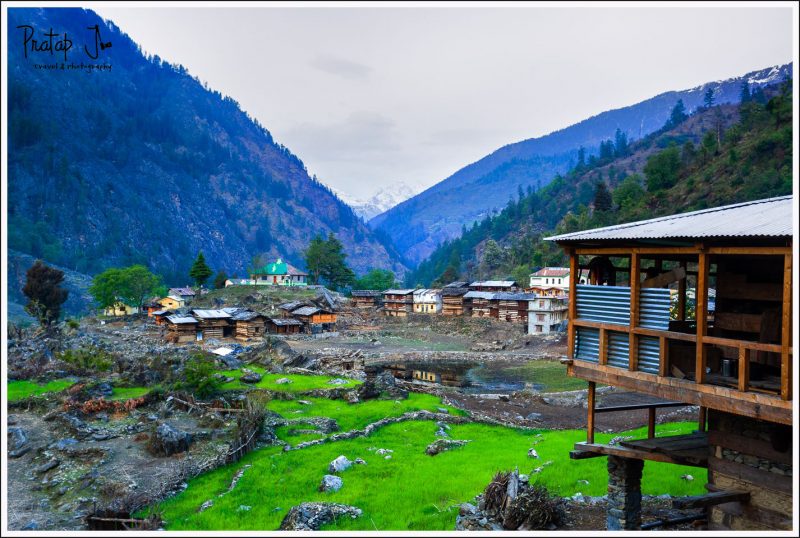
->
<box><xmin>94</xmin><ymin>4</ymin><xmax>794</xmax><ymax>202</ymax></box>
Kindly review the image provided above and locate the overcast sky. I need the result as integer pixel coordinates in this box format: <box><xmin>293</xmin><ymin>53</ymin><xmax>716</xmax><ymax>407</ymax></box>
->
<box><xmin>95</xmin><ymin>4</ymin><xmax>793</xmax><ymax>201</ymax></box>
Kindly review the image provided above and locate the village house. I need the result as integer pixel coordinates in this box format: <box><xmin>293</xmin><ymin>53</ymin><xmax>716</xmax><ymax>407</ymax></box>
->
<box><xmin>223</xmin><ymin>307</ymin><xmax>268</xmax><ymax>341</ymax></box>
<box><xmin>463</xmin><ymin>291</ymin><xmax>497</xmax><ymax>318</ymax></box>
<box><xmin>142</xmin><ymin>300</ymin><xmax>162</xmax><ymax>317</ymax></box>
<box><xmin>528</xmin><ymin>267</ymin><xmax>571</xmax><ymax>292</ymax></box>
<box><xmin>103</xmin><ymin>301</ymin><xmax>139</xmax><ymax>317</ymax></box>
<box><xmin>278</xmin><ymin>300</ymin><xmax>311</xmax><ymax>317</ymax></box>
<box><xmin>382</xmin><ymin>289</ymin><xmax>417</xmax><ymax>317</ymax></box>
<box><xmin>441</xmin><ymin>282</ymin><xmax>470</xmax><ymax>316</ymax></box>
<box><xmin>350</xmin><ymin>290</ymin><xmax>383</xmax><ymax>309</ymax></box>
<box><xmin>469</xmin><ymin>280</ymin><xmax>519</xmax><ymax>292</ymax></box>
<box><xmin>164</xmin><ymin>314</ymin><xmax>199</xmax><ymax>343</ymax></box>
<box><xmin>168</xmin><ymin>287</ymin><xmax>196</xmax><ymax>303</ymax></box>
<box><xmin>494</xmin><ymin>292</ymin><xmax>536</xmax><ymax>323</ymax></box>
<box><xmin>548</xmin><ymin>196</ymin><xmax>793</xmax><ymax>531</ymax></box>
<box><xmin>250</xmin><ymin>258</ymin><xmax>309</xmax><ymax>286</ymax></box>
<box><xmin>290</xmin><ymin>305</ymin><xmax>337</xmax><ymax>333</ymax></box>
<box><xmin>413</xmin><ymin>289</ymin><xmax>442</xmax><ymax>314</ymax></box>
<box><xmin>152</xmin><ymin>310</ymin><xmax>172</xmax><ymax>325</ymax></box>
<box><xmin>190</xmin><ymin>309</ymin><xmax>232</xmax><ymax>340</ymax></box>
<box><xmin>266</xmin><ymin>317</ymin><xmax>304</xmax><ymax>334</ymax></box>
<box><xmin>528</xmin><ymin>294</ymin><xmax>568</xmax><ymax>334</ymax></box>
<box><xmin>158</xmin><ymin>295</ymin><xmax>186</xmax><ymax>310</ymax></box>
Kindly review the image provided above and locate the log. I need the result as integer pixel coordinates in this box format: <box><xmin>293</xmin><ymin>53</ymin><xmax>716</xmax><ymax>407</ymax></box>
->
<box><xmin>672</xmin><ymin>490</ymin><xmax>750</xmax><ymax>510</ymax></box>
<box><xmin>642</xmin><ymin>266</ymin><xmax>686</xmax><ymax>288</ymax></box>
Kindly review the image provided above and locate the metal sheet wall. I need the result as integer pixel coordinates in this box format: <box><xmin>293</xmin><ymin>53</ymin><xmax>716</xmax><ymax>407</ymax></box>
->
<box><xmin>607</xmin><ymin>331</ymin><xmax>630</xmax><ymax>369</ymax></box>
<box><xmin>638</xmin><ymin>288</ymin><xmax>671</xmax><ymax>330</ymax></box>
<box><xmin>575</xmin><ymin>327</ymin><xmax>599</xmax><ymax>363</ymax></box>
<box><xmin>575</xmin><ymin>285</ymin><xmax>630</xmax><ymax>325</ymax></box>
<box><xmin>637</xmin><ymin>336</ymin><xmax>661</xmax><ymax>374</ymax></box>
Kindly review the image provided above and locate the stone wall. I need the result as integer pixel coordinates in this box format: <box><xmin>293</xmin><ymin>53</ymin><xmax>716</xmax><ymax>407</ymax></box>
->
<box><xmin>606</xmin><ymin>456</ymin><xmax>644</xmax><ymax>530</ymax></box>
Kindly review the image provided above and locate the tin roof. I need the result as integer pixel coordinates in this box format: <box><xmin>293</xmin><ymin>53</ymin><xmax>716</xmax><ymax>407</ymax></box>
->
<box><xmin>231</xmin><ymin>310</ymin><xmax>265</xmax><ymax>321</ymax></box>
<box><xmin>470</xmin><ymin>281</ymin><xmax>517</xmax><ymax>288</ymax></box>
<box><xmin>169</xmin><ymin>287</ymin><xmax>196</xmax><ymax>296</ymax></box>
<box><xmin>279</xmin><ymin>300</ymin><xmax>309</xmax><ymax>311</ymax></box>
<box><xmin>292</xmin><ymin>306</ymin><xmax>323</xmax><ymax>316</ymax></box>
<box><xmin>464</xmin><ymin>291</ymin><xmax>497</xmax><ymax>300</ymax></box>
<box><xmin>443</xmin><ymin>281</ymin><xmax>470</xmax><ymax>288</ymax></box>
<box><xmin>350</xmin><ymin>290</ymin><xmax>382</xmax><ymax>297</ymax></box>
<box><xmin>269</xmin><ymin>317</ymin><xmax>303</xmax><ymax>326</ymax></box>
<box><xmin>191</xmin><ymin>309</ymin><xmax>232</xmax><ymax>319</ymax></box>
<box><xmin>166</xmin><ymin>315</ymin><xmax>198</xmax><ymax>324</ymax></box>
<box><xmin>494</xmin><ymin>292</ymin><xmax>538</xmax><ymax>301</ymax></box>
<box><xmin>384</xmin><ymin>289</ymin><xmax>417</xmax><ymax>295</ymax></box>
<box><xmin>547</xmin><ymin>196</ymin><xmax>793</xmax><ymax>243</ymax></box>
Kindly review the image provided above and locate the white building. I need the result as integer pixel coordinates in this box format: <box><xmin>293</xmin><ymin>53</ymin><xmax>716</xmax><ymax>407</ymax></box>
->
<box><xmin>529</xmin><ymin>267</ymin><xmax>571</xmax><ymax>295</ymax></box>
<box><xmin>412</xmin><ymin>289</ymin><xmax>442</xmax><ymax>314</ymax></box>
<box><xmin>528</xmin><ymin>295</ymin><xmax>568</xmax><ymax>334</ymax></box>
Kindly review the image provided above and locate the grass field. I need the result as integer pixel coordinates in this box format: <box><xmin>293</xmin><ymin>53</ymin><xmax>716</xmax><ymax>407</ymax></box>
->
<box><xmin>7</xmin><ymin>379</ymin><xmax>75</xmax><ymax>402</ymax></box>
<box><xmin>109</xmin><ymin>386</ymin><xmax>152</xmax><ymax>400</ymax></box>
<box><xmin>503</xmin><ymin>360</ymin><xmax>591</xmax><ymax>392</ymax></box>
<box><xmin>216</xmin><ymin>365</ymin><xmax>361</xmax><ymax>392</ymax></box>
<box><xmin>150</xmin><ymin>390</ymin><xmax>707</xmax><ymax>531</ymax></box>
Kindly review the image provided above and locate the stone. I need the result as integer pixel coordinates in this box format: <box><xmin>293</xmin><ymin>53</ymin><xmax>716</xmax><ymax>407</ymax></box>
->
<box><xmin>240</xmin><ymin>370</ymin><xmax>263</xmax><ymax>384</ymax></box>
<box><xmin>528</xmin><ymin>448</ymin><xmax>539</xmax><ymax>459</ymax></box>
<box><xmin>354</xmin><ymin>458</ymin><xmax>367</xmax><ymax>465</ymax></box>
<box><xmin>219</xmin><ymin>355</ymin><xmax>243</xmax><ymax>370</ymax></box>
<box><xmin>9</xmin><ymin>427</ymin><xmax>28</xmax><ymax>453</ymax></box>
<box><xmin>425</xmin><ymin>439</ymin><xmax>470</xmax><ymax>456</ymax></box>
<box><xmin>151</xmin><ymin>423</ymin><xmax>192</xmax><ymax>456</ymax></box>
<box><xmin>238</xmin><ymin>505</ymin><xmax>252</xmax><ymax>512</ymax></box>
<box><xmin>437</xmin><ymin>407</ymin><xmax>450</xmax><ymax>414</ymax></box>
<box><xmin>89</xmin><ymin>382</ymin><xmax>114</xmax><ymax>399</ymax></box>
<box><xmin>50</xmin><ymin>438</ymin><xmax>78</xmax><ymax>451</ymax></box>
<box><xmin>198</xmin><ymin>500</ymin><xmax>214</xmax><ymax>512</ymax></box>
<box><xmin>319</xmin><ymin>475</ymin><xmax>343</xmax><ymax>492</ymax></box>
<box><xmin>328</xmin><ymin>455</ymin><xmax>352</xmax><ymax>474</ymax></box>
<box><xmin>526</xmin><ymin>412</ymin><xmax>542</xmax><ymax>421</ymax></box>
<box><xmin>36</xmin><ymin>459</ymin><xmax>60</xmax><ymax>474</ymax></box>
<box><xmin>375</xmin><ymin>448</ymin><xmax>393</xmax><ymax>455</ymax></box>
<box><xmin>298</xmin><ymin>400</ymin><xmax>313</xmax><ymax>406</ymax></box>
<box><xmin>459</xmin><ymin>503</ymin><xmax>477</xmax><ymax>516</ymax></box>
<box><xmin>279</xmin><ymin>502</ymin><xmax>362</xmax><ymax>530</ymax></box>
<box><xmin>345</xmin><ymin>391</ymin><xmax>360</xmax><ymax>404</ymax></box>
<box><xmin>21</xmin><ymin>521</ymin><xmax>39</xmax><ymax>531</ymax></box>
<box><xmin>327</xmin><ymin>378</ymin><xmax>350</xmax><ymax>385</ymax></box>
<box><xmin>275</xmin><ymin>378</ymin><xmax>292</xmax><ymax>385</ymax></box>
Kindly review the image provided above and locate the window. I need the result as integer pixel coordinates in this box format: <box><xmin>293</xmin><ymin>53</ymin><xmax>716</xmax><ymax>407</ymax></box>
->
<box><xmin>537</xmin><ymin>314</ymin><xmax>545</xmax><ymax>322</ymax></box>
<box><xmin>539</xmin><ymin>300</ymin><xmax>545</xmax><ymax>308</ymax></box>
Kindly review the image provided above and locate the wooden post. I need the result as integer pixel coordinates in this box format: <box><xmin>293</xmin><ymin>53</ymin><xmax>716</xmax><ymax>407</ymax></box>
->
<box><xmin>695</xmin><ymin>251</ymin><xmax>709</xmax><ymax>384</ymax></box>
<box><xmin>647</xmin><ymin>407</ymin><xmax>656</xmax><ymax>439</ymax></box>
<box><xmin>567</xmin><ymin>249</ymin><xmax>578</xmax><ymax>361</ymax></box>
<box><xmin>599</xmin><ymin>327</ymin><xmax>608</xmax><ymax>365</ymax></box>
<box><xmin>781</xmin><ymin>253</ymin><xmax>792</xmax><ymax>401</ymax></box>
<box><xmin>629</xmin><ymin>252</ymin><xmax>640</xmax><ymax>371</ymax></box>
<box><xmin>678</xmin><ymin>261</ymin><xmax>687</xmax><ymax>321</ymax></box>
<box><xmin>698</xmin><ymin>406</ymin><xmax>707</xmax><ymax>432</ymax></box>
<box><xmin>658</xmin><ymin>336</ymin><xmax>669</xmax><ymax>377</ymax></box>
<box><xmin>738</xmin><ymin>347</ymin><xmax>749</xmax><ymax>393</ymax></box>
<box><xmin>587</xmin><ymin>381</ymin><xmax>596</xmax><ymax>444</ymax></box>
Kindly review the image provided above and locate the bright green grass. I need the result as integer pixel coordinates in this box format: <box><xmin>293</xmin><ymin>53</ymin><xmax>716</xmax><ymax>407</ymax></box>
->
<box><xmin>109</xmin><ymin>387</ymin><xmax>151</xmax><ymax>401</ymax></box>
<box><xmin>216</xmin><ymin>365</ymin><xmax>361</xmax><ymax>392</ymax></box>
<box><xmin>152</xmin><ymin>417</ymin><xmax>706</xmax><ymax>531</ymax></box>
<box><xmin>268</xmin><ymin>393</ymin><xmax>465</xmax><ymax>443</ymax></box>
<box><xmin>7</xmin><ymin>379</ymin><xmax>74</xmax><ymax>402</ymax></box>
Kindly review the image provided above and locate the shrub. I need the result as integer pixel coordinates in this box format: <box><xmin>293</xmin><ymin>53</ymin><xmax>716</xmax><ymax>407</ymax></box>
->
<box><xmin>58</xmin><ymin>346</ymin><xmax>113</xmax><ymax>372</ymax></box>
<box><xmin>66</xmin><ymin>318</ymin><xmax>80</xmax><ymax>329</ymax></box>
<box><xmin>182</xmin><ymin>354</ymin><xmax>222</xmax><ymax>398</ymax></box>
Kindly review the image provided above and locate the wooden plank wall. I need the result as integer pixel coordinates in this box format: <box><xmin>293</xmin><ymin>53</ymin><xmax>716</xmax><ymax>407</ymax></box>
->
<box><xmin>706</xmin><ymin>409</ymin><xmax>792</xmax><ymax>530</ymax></box>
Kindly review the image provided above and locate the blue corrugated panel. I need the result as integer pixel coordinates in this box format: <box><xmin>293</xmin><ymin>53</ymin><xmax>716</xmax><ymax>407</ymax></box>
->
<box><xmin>639</xmin><ymin>288</ymin><xmax>671</xmax><ymax>330</ymax></box>
<box><xmin>575</xmin><ymin>285</ymin><xmax>630</xmax><ymax>325</ymax></box>
<box><xmin>575</xmin><ymin>327</ymin><xmax>599</xmax><ymax>363</ymax></box>
<box><xmin>637</xmin><ymin>336</ymin><xmax>661</xmax><ymax>374</ymax></box>
<box><xmin>607</xmin><ymin>331</ymin><xmax>630</xmax><ymax>369</ymax></box>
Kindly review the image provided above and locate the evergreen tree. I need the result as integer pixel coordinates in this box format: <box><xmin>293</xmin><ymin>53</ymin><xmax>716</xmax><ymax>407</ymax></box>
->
<box><xmin>593</xmin><ymin>181</ymin><xmax>613</xmax><ymax>212</ymax></box>
<box><xmin>703</xmin><ymin>87</ymin><xmax>716</xmax><ymax>109</ymax></box>
<box><xmin>23</xmin><ymin>260</ymin><xmax>68</xmax><ymax>326</ymax></box>
<box><xmin>304</xmin><ymin>234</ymin><xmax>355</xmax><ymax>291</ymax></box>
<box><xmin>614</xmin><ymin>128</ymin><xmax>629</xmax><ymax>157</ymax></box>
<box><xmin>666</xmin><ymin>99</ymin><xmax>688</xmax><ymax>129</ymax></box>
<box><xmin>576</xmin><ymin>146</ymin><xmax>586</xmax><ymax>169</ymax></box>
<box><xmin>189</xmin><ymin>251</ymin><xmax>213</xmax><ymax>288</ymax></box>
<box><xmin>643</xmin><ymin>146</ymin><xmax>681</xmax><ymax>191</ymax></box>
<box><xmin>304</xmin><ymin>235</ymin><xmax>327</xmax><ymax>285</ymax></box>
<box><xmin>213</xmin><ymin>270</ymin><xmax>228</xmax><ymax>289</ymax></box>
<box><xmin>739</xmin><ymin>81</ymin><xmax>751</xmax><ymax>103</ymax></box>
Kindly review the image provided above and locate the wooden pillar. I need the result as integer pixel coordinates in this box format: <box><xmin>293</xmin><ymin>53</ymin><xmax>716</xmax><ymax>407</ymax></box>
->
<box><xmin>647</xmin><ymin>408</ymin><xmax>656</xmax><ymax>439</ymax></box>
<box><xmin>587</xmin><ymin>381</ymin><xmax>596</xmax><ymax>444</ymax></box>
<box><xmin>629</xmin><ymin>252</ymin><xmax>640</xmax><ymax>371</ymax></box>
<box><xmin>781</xmin><ymin>253</ymin><xmax>792</xmax><ymax>401</ymax></box>
<box><xmin>567</xmin><ymin>249</ymin><xmax>578</xmax><ymax>360</ymax></box>
<box><xmin>678</xmin><ymin>260</ymin><xmax>687</xmax><ymax>321</ymax></box>
<box><xmin>738</xmin><ymin>347</ymin><xmax>749</xmax><ymax>392</ymax></box>
<box><xmin>698</xmin><ymin>406</ymin><xmax>707</xmax><ymax>432</ymax></box>
<box><xmin>658</xmin><ymin>336</ymin><xmax>669</xmax><ymax>377</ymax></box>
<box><xmin>599</xmin><ymin>327</ymin><xmax>608</xmax><ymax>365</ymax></box>
<box><xmin>695</xmin><ymin>251</ymin><xmax>709</xmax><ymax>384</ymax></box>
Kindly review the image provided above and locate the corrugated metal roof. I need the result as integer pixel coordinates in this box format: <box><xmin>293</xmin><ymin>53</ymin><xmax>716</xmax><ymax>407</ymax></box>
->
<box><xmin>494</xmin><ymin>292</ymin><xmax>538</xmax><ymax>301</ymax></box>
<box><xmin>191</xmin><ymin>309</ymin><xmax>232</xmax><ymax>319</ymax></box>
<box><xmin>166</xmin><ymin>315</ymin><xmax>197</xmax><ymax>324</ymax></box>
<box><xmin>464</xmin><ymin>291</ymin><xmax>496</xmax><ymax>300</ymax></box>
<box><xmin>444</xmin><ymin>281</ymin><xmax>469</xmax><ymax>288</ymax></box>
<box><xmin>470</xmin><ymin>281</ymin><xmax>517</xmax><ymax>287</ymax></box>
<box><xmin>351</xmin><ymin>290</ymin><xmax>382</xmax><ymax>297</ymax></box>
<box><xmin>269</xmin><ymin>317</ymin><xmax>303</xmax><ymax>326</ymax></box>
<box><xmin>292</xmin><ymin>306</ymin><xmax>322</xmax><ymax>316</ymax></box>
<box><xmin>547</xmin><ymin>196</ymin><xmax>793</xmax><ymax>242</ymax></box>
<box><xmin>279</xmin><ymin>300</ymin><xmax>308</xmax><ymax>311</ymax></box>
<box><xmin>231</xmin><ymin>310</ymin><xmax>265</xmax><ymax>321</ymax></box>
<box><xmin>384</xmin><ymin>289</ymin><xmax>417</xmax><ymax>295</ymax></box>
<box><xmin>169</xmin><ymin>287</ymin><xmax>196</xmax><ymax>296</ymax></box>
<box><xmin>441</xmin><ymin>287</ymin><xmax>469</xmax><ymax>296</ymax></box>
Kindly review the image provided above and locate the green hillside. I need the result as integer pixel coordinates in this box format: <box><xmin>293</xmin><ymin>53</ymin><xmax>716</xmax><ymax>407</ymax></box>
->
<box><xmin>409</xmin><ymin>80</ymin><xmax>792</xmax><ymax>287</ymax></box>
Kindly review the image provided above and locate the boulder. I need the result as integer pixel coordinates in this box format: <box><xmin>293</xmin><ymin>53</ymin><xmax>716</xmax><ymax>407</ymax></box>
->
<box><xmin>426</xmin><ymin>439</ymin><xmax>470</xmax><ymax>456</ymax></box>
<box><xmin>149</xmin><ymin>423</ymin><xmax>192</xmax><ymax>456</ymax></box>
<box><xmin>89</xmin><ymin>382</ymin><xmax>114</xmax><ymax>399</ymax></box>
<box><xmin>279</xmin><ymin>502</ymin><xmax>362</xmax><ymax>530</ymax></box>
<box><xmin>319</xmin><ymin>475</ymin><xmax>343</xmax><ymax>492</ymax></box>
<box><xmin>239</xmin><ymin>370</ymin><xmax>263</xmax><ymax>384</ymax></box>
<box><xmin>328</xmin><ymin>455</ymin><xmax>352</xmax><ymax>474</ymax></box>
<box><xmin>275</xmin><ymin>378</ymin><xmax>293</xmax><ymax>385</ymax></box>
<box><xmin>327</xmin><ymin>378</ymin><xmax>350</xmax><ymax>386</ymax></box>
<box><xmin>219</xmin><ymin>355</ymin><xmax>243</xmax><ymax>370</ymax></box>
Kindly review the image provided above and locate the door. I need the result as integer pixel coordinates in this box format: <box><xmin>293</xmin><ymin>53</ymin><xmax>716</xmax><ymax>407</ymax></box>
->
<box><xmin>196</xmin><ymin>331</ymin><xmax>203</xmax><ymax>341</ymax></box>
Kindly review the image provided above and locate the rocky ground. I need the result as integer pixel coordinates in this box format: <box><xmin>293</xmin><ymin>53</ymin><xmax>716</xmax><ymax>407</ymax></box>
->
<box><xmin>7</xmin><ymin>304</ymin><xmax>701</xmax><ymax>531</ymax></box>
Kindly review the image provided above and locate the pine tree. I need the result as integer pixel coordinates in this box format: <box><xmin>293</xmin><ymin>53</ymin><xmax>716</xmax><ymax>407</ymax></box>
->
<box><xmin>739</xmin><ymin>81</ymin><xmax>751</xmax><ymax>103</ymax></box>
<box><xmin>189</xmin><ymin>251</ymin><xmax>213</xmax><ymax>288</ymax></box>
<box><xmin>703</xmin><ymin>87</ymin><xmax>715</xmax><ymax>109</ymax></box>
<box><xmin>593</xmin><ymin>181</ymin><xmax>613</xmax><ymax>212</ymax></box>
<box><xmin>23</xmin><ymin>260</ymin><xmax>69</xmax><ymax>326</ymax></box>
<box><xmin>666</xmin><ymin>99</ymin><xmax>688</xmax><ymax>129</ymax></box>
<box><xmin>614</xmin><ymin>128</ymin><xmax>629</xmax><ymax>157</ymax></box>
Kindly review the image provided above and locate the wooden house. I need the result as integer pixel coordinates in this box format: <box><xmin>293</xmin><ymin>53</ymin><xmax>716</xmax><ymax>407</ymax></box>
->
<box><xmin>382</xmin><ymin>289</ymin><xmax>417</xmax><ymax>317</ymax></box>
<box><xmin>226</xmin><ymin>309</ymin><xmax>268</xmax><ymax>340</ymax></box>
<box><xmin>142</xmin><ymin>301</ymin><xmax>162</xmax><ymax>317</ymax></box>
<box><xmin>152</xmin><ymin>310</ymin><xmax>172</xmax><ymax>325</ymax></box>
<box><xmin>413</xmin><ymin>289</ymin><xmax>442</xmax><ymax>314</ymax></box>
<box><xmin>190</xmin><ymin>309</ymin><xmax>232</xmax><ymax>340</ymax></box>
<box><xmin>469</xmin><ymin>280</ymin><xmax>519</xmax><ymax>292</ymax></box>
<box><xmin>291</xmin><ymin>306</ymin><xmax>337</xmax><ymax>332</ymax></box>
<box><xmin>441</xmin><ymin>282</ymin><xmax>470</xmax><ymax>316</ymax></box>
<box><xmin>159</xmin><ymin>295</ymin><xmax>186</xmax><ymax>310</ymax></box>
<box><xmin>494</xmin><ymin>292</ymin><xmax>536</xmax><ymax>323</ymax></box>
<box><xmin>350</xmin><ymin>290</ymin><xmax>382</xmax><ymax>309</ymax></box>
<box><xmin>463</xmin><ymin>291</ymin><xmax>497</xmax><ymax>318</ymax></box>
<box><xmin>278</xmin><ymin>300</ymin><xmax>310</xmax><ymax>318</ymax></box>
<box><xmin>548</xmin><ymin>196</ymin><xmax>793</xmax><ymax>531</ymax></box>
<box><xmin>168</xmin><ymin>287</ymin><xmax>196</xmax><ymax>303</ymax></box>
<box><xmin>164</xmin><ymin>314</ymin><xmax>199</xmax><ymax>343</ymax></box>
<box><xmin>266</xmin><ymin>317</ymin><xmax>303</xmax><ymax>334</ymax></box>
